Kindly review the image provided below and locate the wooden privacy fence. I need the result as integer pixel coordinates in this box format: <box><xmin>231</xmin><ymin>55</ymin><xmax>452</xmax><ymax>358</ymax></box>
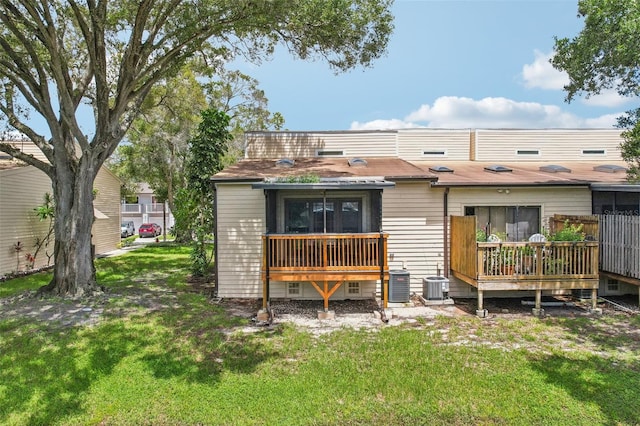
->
<box><xmin>550</xmin><ymin>214</ymin><xmax>599</xmax><ymax>240</ymax></box>
<box><xmin>450</xmin><ymin>216</ymin><xmax>478</xmax><ymax>279</ymax></box>
<box><xmin>599</xmin><ymin>215</ymin><xmax>640</xmax><ymax>279</ymax></box>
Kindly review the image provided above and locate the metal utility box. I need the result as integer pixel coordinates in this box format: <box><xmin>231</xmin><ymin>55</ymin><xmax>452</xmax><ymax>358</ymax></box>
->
<box><xmin>423</xmin><ymin>276</ymin><xmax>449</xmax><ymax>300</ymax></box>
<box><xmin>389</xmin><ymin>270</ymin><xmax>410</xmax><ymax>303</ymax></box>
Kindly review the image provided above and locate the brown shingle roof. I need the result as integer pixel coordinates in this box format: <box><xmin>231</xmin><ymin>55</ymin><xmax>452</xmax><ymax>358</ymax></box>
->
<box><xmin>212</xmin><ymin>157</ymin><xmax>434</xmax><ymax>181</ymax></box>
<box><xmin>412</xmin><ymin>161</ymin><xmax>630</xmax><ymax>186</ymax></box>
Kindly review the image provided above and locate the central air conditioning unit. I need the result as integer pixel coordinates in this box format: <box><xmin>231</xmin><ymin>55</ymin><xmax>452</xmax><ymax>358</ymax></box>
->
<box><xmin>423</xmin><ymin>276</ymin><xmax>450</xmax><ymax>300</ymax></box>
<box><xmin>389</xmin><ymin>270</ymin><xmax>410</xmax><ymax>303</ymax></box>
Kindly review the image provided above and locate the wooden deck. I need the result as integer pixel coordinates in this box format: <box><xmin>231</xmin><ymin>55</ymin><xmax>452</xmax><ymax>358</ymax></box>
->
<box><xmin>451</xmin><ymin>241</ymin><xmax>600</xmax><ymax>291</ymax></box>
<box><xmin>450</xmin><ymin>215</ymin><xmax>600</xmax><ymax>314</ymax></box>
<box><xmin>261</xmin><ymin>233</ymin><xmax>389</xmax><ymax>310</ymax></box>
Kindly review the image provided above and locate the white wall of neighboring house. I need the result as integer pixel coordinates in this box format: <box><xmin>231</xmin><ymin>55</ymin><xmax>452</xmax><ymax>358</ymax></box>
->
<box><xmin>121</xmin><ymin>183</ymin><xmax>175</xmax><ymax>235</ymax></box>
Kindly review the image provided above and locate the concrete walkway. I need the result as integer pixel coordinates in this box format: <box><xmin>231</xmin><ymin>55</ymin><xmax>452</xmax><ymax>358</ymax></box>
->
<box><xmin>97</xmin><ymin>237</ymin><xmax>161</xmax><ymax>258</ymax></box>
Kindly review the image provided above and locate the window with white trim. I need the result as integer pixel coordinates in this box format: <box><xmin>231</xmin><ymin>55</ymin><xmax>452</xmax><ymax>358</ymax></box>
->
<box><xmin>347</xmin><ymin>282</ymin><xmax>361</xmax><ymax>296</ymax></box>
<box><xmin>287</xmin><ymin>282</ymin><xmax>301</xmax><ymax>296</ymax></box>
<box><xmin>607</xmin><ymin>279</ymin><xmax>619</xmax><ymax>292</ymax></box>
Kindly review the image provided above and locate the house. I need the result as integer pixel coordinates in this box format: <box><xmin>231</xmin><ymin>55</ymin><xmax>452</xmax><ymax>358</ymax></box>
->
<box><xmin>121</xmin><ymin>183</ymin><xmax>174</xmax><ymax>236</ymax></box>
<box><xmin>0</xmin><ymin>139</ymin><xmax>122</xmax><ymax>276</ymax></box>
<box><xmin>211</xmin><ymin>128</ymin><xmax>636</xmax><ymax>316</ymax></box>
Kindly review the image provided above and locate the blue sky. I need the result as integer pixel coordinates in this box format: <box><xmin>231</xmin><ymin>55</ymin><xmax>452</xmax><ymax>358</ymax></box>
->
<box><xmin>234</xmin><ymin>0</ymin><xmax>634</xmax><ymax>131</ymax></box>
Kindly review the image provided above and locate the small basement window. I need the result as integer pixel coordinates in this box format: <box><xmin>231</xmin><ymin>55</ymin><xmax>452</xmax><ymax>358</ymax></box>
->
<box><xmin>484</xmin><ymin>164</ymin><xmax>512</xmax><ymax>173</ymax></box>
<box><xmin>287</xmin><ymin>282</ymin><xmax>301</xmax><ymax>296</ymax></box>
<box><xmin>582</xmin><ymin>149</ymin><xmax>606</xmax><ymax>155</ymax></box>
<box><xmin>607</xmin><ymin>279</ymin><xmax>619</xmax><ymax>292</ymax></box>
<box><xmin>316</xmin><ymin>149</ymin><xmax>344</xmax><ymax>157</ymax></box>
<box><xmin>347</xmin><ymin>282</ymin><xmax>361</xmax><ymax>296</ymax></box>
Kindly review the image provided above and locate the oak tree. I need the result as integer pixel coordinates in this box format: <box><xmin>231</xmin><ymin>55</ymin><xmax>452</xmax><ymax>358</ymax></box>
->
<box><xmin>0</xmin><ymin>0</ymin><xmax>394</xmax><ymax>296</ymax></box>
<box><xmin>552</xmin><ymin>0</ymin><xmax>640</xmax><ymax>181</ymax></box>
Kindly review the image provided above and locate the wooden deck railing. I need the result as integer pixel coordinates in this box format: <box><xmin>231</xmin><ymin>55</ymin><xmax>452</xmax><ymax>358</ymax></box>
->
<box><xmin>263</xmin><ymin>233</ymin><xmax>388</xmax><ymax>272</ymax></box>
<box><xmin>476</xmin><ymin>241</ymin><xmax>599</xmax><ymax>280</ymax></box>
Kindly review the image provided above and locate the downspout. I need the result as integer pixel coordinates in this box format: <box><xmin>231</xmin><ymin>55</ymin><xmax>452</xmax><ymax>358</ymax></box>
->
<box><xmin>443</xmin><ymin>187</ymin><xmax>449</xmax><ymax>278</ymax></box>
<box><xmin>264</xmin><ymin>190</ymin><xmax>270</xmax><ymax>310</ymax></box>
<box><xmin>213</xmin><ymin>183</ymin><xmax>219</xmax><ymax>298</ymax></box>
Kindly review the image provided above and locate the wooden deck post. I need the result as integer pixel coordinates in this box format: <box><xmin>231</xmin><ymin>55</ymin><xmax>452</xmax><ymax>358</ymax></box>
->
<box><xmin>591</xmin><ymin>288</ymin><xmax>598</xmax><ymax>310</ymax></box>
<box><xmin>476</xmin><ymin>289</ymin><xmax>487</xmax><ymax>317</ymax></box>
<box><xmin>535</xmin><ymin>289</ymin><xmax>542</xmax><ymax>310</ymax></box>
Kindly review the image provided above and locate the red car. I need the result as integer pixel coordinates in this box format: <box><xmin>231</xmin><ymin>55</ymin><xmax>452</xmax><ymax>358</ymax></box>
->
<box><xmin>138</xmin><ymin>223</ymin><xmax>161</xmax><ymax>238</ymax></box>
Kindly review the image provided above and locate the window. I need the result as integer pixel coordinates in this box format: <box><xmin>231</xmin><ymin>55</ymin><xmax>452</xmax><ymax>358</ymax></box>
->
<box><xmin>316</xmin><ymin>149</ymin><xmax>344</xmax><ymax>157</ymax></box>
<box><xmin>423</xmin><ymin>150</ymin><xmax>446</xmax><ymax>156</ymax></box>
<box><xmin>347</xmin><ymin>282</ymin><xmax>361</xmax><ymax>296</ymax></box>
<box><xmin>285</xmin><ymin>198</ymin><xmax>362</xmax><ymax>233</ymax></box>
<box><xmin>606</xmin><ymin>279</ymin><xmax>619</xmax><ymax>292</ymax></box>
<box><xmin>287</xmin><ymin>282</ymin><xmax>301</xmax><ymax>296</ymax></box>
<box><xmin>466</xmin><ymin>206</ymin><xmax>540</xmax><ymax>241</ymax></box>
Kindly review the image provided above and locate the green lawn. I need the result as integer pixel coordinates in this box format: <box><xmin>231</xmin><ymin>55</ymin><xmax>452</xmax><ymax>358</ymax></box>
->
<box><xmin>1</xmin><ymin>244</ymin><xmax>639</xmax><ymax>425</ymax></box>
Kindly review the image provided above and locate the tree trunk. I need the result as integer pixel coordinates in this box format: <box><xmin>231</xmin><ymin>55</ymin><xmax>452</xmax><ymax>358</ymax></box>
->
<box><xmin>39</xmin><ymin>156</ymin><xmax>99</xmax><ymax>297</ymax></box>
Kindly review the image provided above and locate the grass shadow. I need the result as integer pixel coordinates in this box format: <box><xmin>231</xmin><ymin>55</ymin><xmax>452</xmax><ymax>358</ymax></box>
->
<box><xmin>529</xmin><ymin>352</ymin><xmax>640</xmax><ymax>424</ymax></box>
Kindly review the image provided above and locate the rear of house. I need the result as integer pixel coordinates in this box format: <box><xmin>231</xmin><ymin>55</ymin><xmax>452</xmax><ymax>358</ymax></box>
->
<box><xmin>212</xmin><ymin>128</ymin><xmax>635</xmax><ymax>311</ymax></box>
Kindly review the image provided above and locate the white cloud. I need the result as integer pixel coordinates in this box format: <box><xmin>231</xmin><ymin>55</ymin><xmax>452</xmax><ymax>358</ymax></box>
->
<box><xmin>581</xmin><ymin>89</ymin><xmax>633</xmax><ymax>108</ymax></box>
<box><xmin>349</xmin><ymin>118</ymin><xmax>422</xmax><ymax>131</ymax></box>
<box><xmin>522</xmin><ymin>50</ymin><xmax>568</xmax><ymax>90</ymax></box>
<box><xmin>349</xmin><ymin>96</ymin><xmax>620</xmax><ymax>130</ymax></box>
<box><xmin>522</xmin><ymin>50</ymin><xmax>634</xmax><ymax>108</ymax></box>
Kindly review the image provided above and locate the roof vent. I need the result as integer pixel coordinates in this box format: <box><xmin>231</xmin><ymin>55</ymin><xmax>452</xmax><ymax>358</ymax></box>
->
<box><xmin>484</xmin><ymin>164</ymin><xmax>512</xmax><ymax>173</ymax></box>
<box><xmin>593</xmin><ymin>164</ymin><xmax>627</xmax><ymax>173</ymax></box>
<box><xmin>429</xmin><ymin>165</ymin><xmax>454</xmax><ymax>173</ymax></box>
<box><xmin>275</xmin><ymin>158</ymin><xmax>295</xmax><ymax>168</ymax></box>
<box><xmin>540</xmin><ymin>164</ymin><xmax>571</xmax><ymax>173</ymax></box>
<box><xmin>348</xmin><ymin>158</ymin><xmax>367</xmax><ymax>167</ymax></box>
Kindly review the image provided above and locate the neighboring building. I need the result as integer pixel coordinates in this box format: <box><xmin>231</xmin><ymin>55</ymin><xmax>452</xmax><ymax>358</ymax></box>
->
<box><xmin>0</xmin><ymin>140</ymin><xmax>122</xmax><ymax>276</ymax></box>
<box><xmin>212</xmin><ymin>128</ymin><xmax>638</xmax><ymax>312</ymax></box>
<box><xmin>121</xmin><ymin>183</ymin><xmax>174</xmax><ymax>236</ymax></box>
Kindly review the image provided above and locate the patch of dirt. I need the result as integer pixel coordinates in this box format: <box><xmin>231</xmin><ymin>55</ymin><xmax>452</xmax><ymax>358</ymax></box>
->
<box><xmin>2</xmin><ymin>284</ymin><xmax>639</xmax><ymax>355</ymax></box>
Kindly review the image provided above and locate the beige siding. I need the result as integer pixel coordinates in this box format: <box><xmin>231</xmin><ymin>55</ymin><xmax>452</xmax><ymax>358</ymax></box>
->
<box><xmin>269</xmin><ymin>280</ymin><xmax>378</xmax><ymax>301</ymax></box>
<box><xmin>397</xmin><ymin>129</ymin><xmax>472</xmax><ymax>161</ymax></box>
<box><xmin>245</xmin><ymin>131</ymin><xmax>398</xmax><ymax>159</ymax></box>
<box><xmin>0</xmin><ymin>166</ymin><xmax>54</xmax><ymax>274</ymax></box>
<box><xmin>474</xmin><ymin>129</ymin><xmax>624</xmax><ymax>162</ymax></box>
<box><xmin>2</xmin><ymin>139</ymin><xmax>49</xmax><ymax>161</ymax></box>
<box><xmin>382</xmin><ymin>182</ymin><xmax>445</xmax><ymax>296</ymax></box>
<box><xmin>92</xmin><ymin>167</ymin><xmax>121</xmax><ymax>255</ymax></box>
<box><xmin>445</xmin><ymin>186</ymin><xmax>593</xmax><ymax>297</ymax></box>
<box><xmin>0</xmin><ymin>165</ymin><xmax>121</xmax><ymax>276</ymax></box>
<box><xmin>215</xmin><ymin>183</ymin><xmax>265</xmax><ymax>298</ymax></box>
